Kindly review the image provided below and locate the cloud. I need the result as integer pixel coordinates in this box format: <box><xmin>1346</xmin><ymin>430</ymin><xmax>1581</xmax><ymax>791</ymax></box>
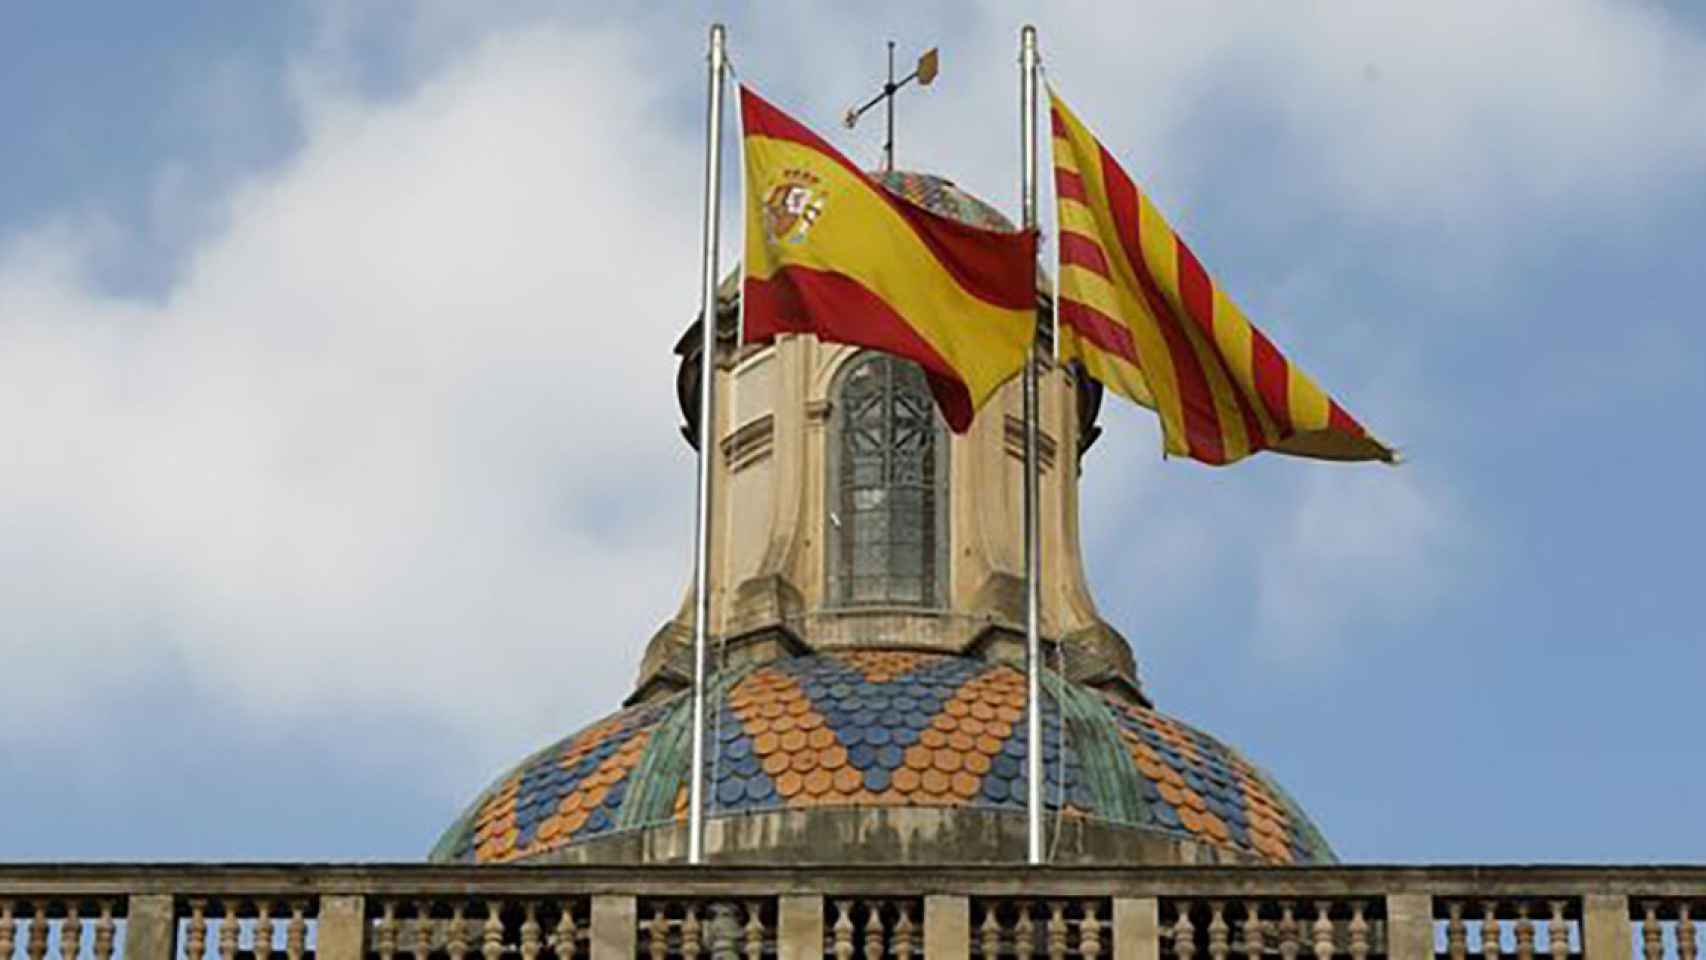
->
<box><xmin>1252</xmin><ymin>466</ymin><xmax>1464</xmax><ymax>660</ymax></box>
<box><xmin>0</xmin><ymin>23</ymin><xmax>701</xmax><ymax>775</ymax></box>
<box><xmin>1075</xmin><ymin>406</ymin><xmax>1466</xmax><ymax>667</ymax></box>
<box><xmin>1032</xmin><ymin>1</ymin><xmax>1706</xmax><ymax>226</ymax></box>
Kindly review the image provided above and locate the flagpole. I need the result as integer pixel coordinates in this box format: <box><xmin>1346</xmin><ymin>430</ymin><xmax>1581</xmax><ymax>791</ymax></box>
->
<box><xmin>688</xmin><ymin>21</ymin><xmax>727</xmax><ymax>867</ymax></box>
<box><xmin>1019</xmin><ymin>23</ymin><xmax>1044</xmax><ymax>867</ymax></box>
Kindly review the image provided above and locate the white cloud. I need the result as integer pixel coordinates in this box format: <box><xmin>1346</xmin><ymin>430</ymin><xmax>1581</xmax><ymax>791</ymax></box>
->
<box><xmin>872</xmin><ymin>0</ymin><xmax>1706</xmax><ymax>237</ymax></box>
<box><xmin>1076</xmin><ymin>405</ymin><xmax>1467</xmax><ymax>667</ymax></box>
<box><xmin>1252</xmin><ymin>466</ymin><xmax>1463</xmax><ymax>661</ymax></box>
<box><xmin>0</xmin><ymin>24</ymin><xmax>700</xmax><ymax>774</ymax></box>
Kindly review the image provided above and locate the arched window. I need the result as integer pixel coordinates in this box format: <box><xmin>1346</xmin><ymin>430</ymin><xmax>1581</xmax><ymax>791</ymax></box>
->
<box><xmin>826</xmin><ymin>352</ymin><xmax>949</xmax><ymax>608</ymax></box>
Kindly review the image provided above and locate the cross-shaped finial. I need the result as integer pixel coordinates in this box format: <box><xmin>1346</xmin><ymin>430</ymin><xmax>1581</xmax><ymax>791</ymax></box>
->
<box><xmin>843</xmin><ymin>42</ymin><xmax>940</xmax><ymax>173</ymax></box>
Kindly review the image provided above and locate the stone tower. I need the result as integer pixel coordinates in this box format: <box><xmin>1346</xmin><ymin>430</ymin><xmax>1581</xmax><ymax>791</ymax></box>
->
<box><xmin>432</xmin><ymin>171</ymin><xmax>1333</xmax><ymax>867</ymax></box>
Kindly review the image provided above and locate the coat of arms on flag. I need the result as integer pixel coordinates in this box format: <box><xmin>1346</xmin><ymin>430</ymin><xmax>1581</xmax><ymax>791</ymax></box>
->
<box><xmin>759</xmin><ymin>169</ymin><xmax>827</xmax><ymax>246</ymax></box>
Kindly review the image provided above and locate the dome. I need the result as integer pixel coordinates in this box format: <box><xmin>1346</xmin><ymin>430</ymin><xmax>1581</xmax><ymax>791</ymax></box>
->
<box><xmin>430</xmin><ymin>651</ymin><xmax>1333</xmax><ymax>866</ymax></box>
<box><xmin>871</xmin><ymin>170</ymin><xmax>1016</xmax><ymax>230</ymax></box>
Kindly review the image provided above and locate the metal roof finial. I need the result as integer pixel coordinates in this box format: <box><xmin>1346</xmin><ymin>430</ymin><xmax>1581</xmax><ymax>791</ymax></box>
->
<box><xmin>843</xmin><ymin>42</ymin><xmax>939</xmax><ymax>172</ymax></box>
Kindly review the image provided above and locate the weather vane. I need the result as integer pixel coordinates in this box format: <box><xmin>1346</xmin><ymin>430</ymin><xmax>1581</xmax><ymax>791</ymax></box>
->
<box><xmin>843</xmin><ymin>41</ymin><xmax>939</xmax><ymax>173</ymax></box>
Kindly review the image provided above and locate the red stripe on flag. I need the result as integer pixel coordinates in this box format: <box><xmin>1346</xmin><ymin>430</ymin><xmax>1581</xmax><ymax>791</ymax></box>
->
<box><xmin>1176</xmin><ymin>242</ymin><xmax>1216</xmax><ymax>339</ymax></box>
<box><xmin>1059</xmin><ymin>297</ymin><xmax>1140</xmax><ymax>367</ymax></box>
<box><xmin>1096</xmin><ymin>146</ymin><xmax>1226</xmax><ymax>464</ymax></box>
<box><xmin>1051</xmin><ymin>108</ymin><xmax>1068</xmax><ymax>138</ymax></box>
<box><xmin>742</xmin><ymin>87</ymin><xmax>1035</xmax><ymax>312</ymax></box>
<box><xmin>1327</xmin><ymin>400</ymin><xmax>1365</xmax><ymax>437</ymax></box>
<box><xmin>909</xmin><ymin>205</ymin><xmax>1039</xmax><ymax>312</ymax></box>
<box><xmin>1055</xmin><ymin>168</ymin><xmax>1088</xmax><ymax>203</ymax></box>
<box><xmin>744</xmin><ymin>266</ymin><xmax>977</xmax><ymax>431</ymax></box>
<box><xmin>1177</xmin><ymin>241</ymin><xmax>1267</xmax><ymax>452</ymax></box>
<box><xmin>1058</xmin><ymin>230</ymin><xmax>1111</xmax><ymax>278</ymax></box>
<box><xmin>1250</xmin><ymin>327</ymin><xmax>1293</xmax><ymax>435</ymax></box>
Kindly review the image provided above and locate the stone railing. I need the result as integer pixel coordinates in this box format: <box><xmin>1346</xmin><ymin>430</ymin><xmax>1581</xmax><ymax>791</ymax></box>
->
<box><xmin>1</xmin><ymin>865</ymin><xmax>1701</xmax><ymax>960</ymax></box>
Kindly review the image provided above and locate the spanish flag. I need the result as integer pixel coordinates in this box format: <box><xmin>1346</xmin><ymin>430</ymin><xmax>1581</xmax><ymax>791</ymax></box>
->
<box><xmin>1050</xmin><ymin>90</ymin><xmax>1395</xmax><ymax>465</ymax></box>
<box><xmin>741</xmin><ymin>86</ymin><xmax>1038</xmax><ymax>432</ymax></box>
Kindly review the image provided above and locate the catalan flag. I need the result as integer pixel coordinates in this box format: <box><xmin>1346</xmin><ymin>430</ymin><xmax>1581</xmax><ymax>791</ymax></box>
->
<box><xmin>1050</xmin><ymin>90</ymin><xmax>1395</xmax><ymax>465</ymax></box>
<box><xmin>741</xmin><ymin>86</ymin><xmax>1038</xmax><ymax>432</ymax></box>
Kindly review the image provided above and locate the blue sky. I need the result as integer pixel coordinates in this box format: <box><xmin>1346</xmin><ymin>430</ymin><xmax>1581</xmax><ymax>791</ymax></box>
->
<box><xmin>3</xmin><ymin>1</ymin><xmax>1704</xmax><ymax>864</ymax></box>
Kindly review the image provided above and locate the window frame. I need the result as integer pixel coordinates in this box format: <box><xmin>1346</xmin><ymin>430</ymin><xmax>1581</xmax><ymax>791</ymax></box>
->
<box><xmin>822</xmin><ymin>351</ymin><xmax>952</xmax><ymax>611</ymax></box>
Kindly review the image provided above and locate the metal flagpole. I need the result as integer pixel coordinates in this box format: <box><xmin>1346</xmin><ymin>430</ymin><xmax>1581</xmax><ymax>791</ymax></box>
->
<box><xmin>688</xmin><ymin>21</ymin><xmax>727</xmax><ymax>867</ymax></box>
<box><xmin>1019</xmin><ymin>23</ymin><xmax>1044</xmax><ymax>867</ymax></box>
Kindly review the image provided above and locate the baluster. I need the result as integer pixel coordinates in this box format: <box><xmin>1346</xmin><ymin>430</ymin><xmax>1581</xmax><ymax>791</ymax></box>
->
<box><xmin>285</xmin><ymin>903</ymin><xmax>308</xmax><ymax>960</ymax></box>
<box><xmin>94</xmin><ymin>902</ymin><xmax>117</xmax><ymax>960</ymax></box>
<box><xmin>482</xmin><ymin>901</ymin><xmax>505</xmax><ymax>960</ymax></box>
<box><xmin>1546</xmin><ymin>903</ymin><xmax>1568</xmax><ymax>960</ymax></box>
<box><xmin>1347</xmin><ymin>903</ymin><xmax>1368</xmax><ymax>960</ymax></box>
<box><xmin>254</xmin><ymin>903</ymin><xmax>274</xmax><ymax>960</ymax></box>
<box><xmin>1446</xmin><ymin>903</ymin><xmax>1468</xmax><ymax>960</ymax></box>
<box><xmin>1276</xmin><ymin>904</ymin><xmax>1299</xmax><ymax>960</ymax></box>
<box><xmin>447</xmin><ymin>905</ymin><xmax>470</xmax><ymax>960</ymax></box>
<box><xmin>1480</xmin><ymin>903</ymin><xmax>1501</xmax><ymax>960</ymax></box>
<box><xmin>1080</xmin><ymin>902</ymin><xmax>1103</xmax><ymax>960</ymax></box>
<box><xmin>184</xmin><ymin>901</ymin><xmax>209</xmax><ymax>960</ymax></box>
<box><xmin>1514</xmin><ymin>904</ymin><xmax>1534</xmax><ymax>960</ymax></box>
<box><xmin>681</xmin><ymin>905</ymin><xmax>702</xmax><ymax>960</ymax></box>
<box><xmin>646</xmin><ymin>905</ymin><xmax>668</xmax><ymax>960</ymax></box>
<box><xmin>892</xmin><ymin>904</ymin><xmax>916</xmax><ymax>960</ymax></box>
<box><xmin>742</xmin><ymin>902</ymin><xmax>764</xmax><ymax>960</ymax></box>
<box><xmin>522</xmin><ymin>904</ymin><xmax>543</xmax><ymax>960</ymax></box>
<box><xmin>377</xmin><ymin>903</ymin><xmax>401</xmax><ymax>960</ymax></box>
<box><xmin>861</xmin><ymin>901</ymin><xmax>884</xmax><ymax>960</ymax></box>
<box><xmin>1680</xmin><ymin>904</ymin><xmax>1698</xmax><ymax>960</ymax></box>
<box><xmin>707</xmin><ymin>903</ymin><xmax>740</xmax><ymax>960</ymax></box>
<box><xmin>1209</xmin><ymin>904</ymin><xmax>1230</xmax><ymax>960</ymax></box>
<box><xmin>1173</xmin><ymin>902</ymin><xmax>1197</xmax><ymax>960</ymax></box>
<box><xmin>413</xmin><ymin>903</ymin><xmax>434</xmax><ymax>960</ymax></box>
<box><xmin>1638</xmin><ymin>905</ymin><xmax>1661</xmax><ymax>960</ymax></box>
<box><xmin>1014</xmin><ymin>904</ymin><xmax>1035</xmax><ymax>960</ymax></box>
<box><xmin>0</xmin><ymin>901</ymin><xmax>13</xmax><ymax>960</ymax></box>
<box><xmin>218</xmin><ymin>903</ymin><xmax>239</xmax><ymax>960</ymax></box>
<box><xmin>556</xmin><ymin>902</ymin><xmax>580</xmax><ymax>960</ymax></box>
<box><xmin>1048</xmin><ymin>902</ymin><xmax>1069</xmax><ymax>960</ymax></box>
<box><xmin>831</xmin><ymin>901</ymin><xmax>854</xmax><ymax>960</ymax></box>
<box><xmin>1241</xmin><ymin>902</ymin><xmax>1265</xmax><ymax>960</ymax></box>
<box><xmin>58</xmin><ymin>904</ymin><xmax>81</xmax><ymax>960</ymax></box>
<box><xmin>25</xmin><ymin>905</ymin><xmax>47</xmax><ymax>960</ymax></box>
<box><xmin>1310</xmin><ymin>903</ymin><xmax>1333</xmax><ymax>960</ymax></box>
<box><xmin>254</xmin><ymin>907</ymin><xmax>278</xmax><ymax>960</ymax></box>
<box><xmin>980</xmin><ymin>905</ymin><xmax>1002</xmax><ymax>960</ymax></box>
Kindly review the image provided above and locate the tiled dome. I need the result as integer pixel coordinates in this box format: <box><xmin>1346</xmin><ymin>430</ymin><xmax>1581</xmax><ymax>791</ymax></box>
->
<box><xmin>430</xmin><ymin>652</ymin><xmax>1333</xmax><ymax>866</ymax></box>
<box><xmin>873</xmin><ymin>170</ymin><xmax>1016</xmax><ymax>230</ymax></box>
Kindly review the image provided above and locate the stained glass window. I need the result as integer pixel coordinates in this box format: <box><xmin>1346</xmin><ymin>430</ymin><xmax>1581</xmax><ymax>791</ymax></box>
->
<box><xmin>827</xmin><ymin>353</ymin><xmax>948</xmax><ymax>608</ymax></box>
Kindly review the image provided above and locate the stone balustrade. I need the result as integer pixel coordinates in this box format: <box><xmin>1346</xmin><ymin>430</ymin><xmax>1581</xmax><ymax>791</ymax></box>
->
<box><xmin>0</xmin><ymin>866</ymin><xmax>1700</xmax><ymax>960</ymax></box>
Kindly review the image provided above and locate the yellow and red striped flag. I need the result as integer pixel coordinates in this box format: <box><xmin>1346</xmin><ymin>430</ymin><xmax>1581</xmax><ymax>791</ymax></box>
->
<box><xmin>1050</xmin><ymin>90</ymin><xmax>1395</xmax><ymax>465</ymax></box>
<box><xmin>741</xmin><ymin>86</ymin><xmax>1038</xmax><ymax>432</ymax></box>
